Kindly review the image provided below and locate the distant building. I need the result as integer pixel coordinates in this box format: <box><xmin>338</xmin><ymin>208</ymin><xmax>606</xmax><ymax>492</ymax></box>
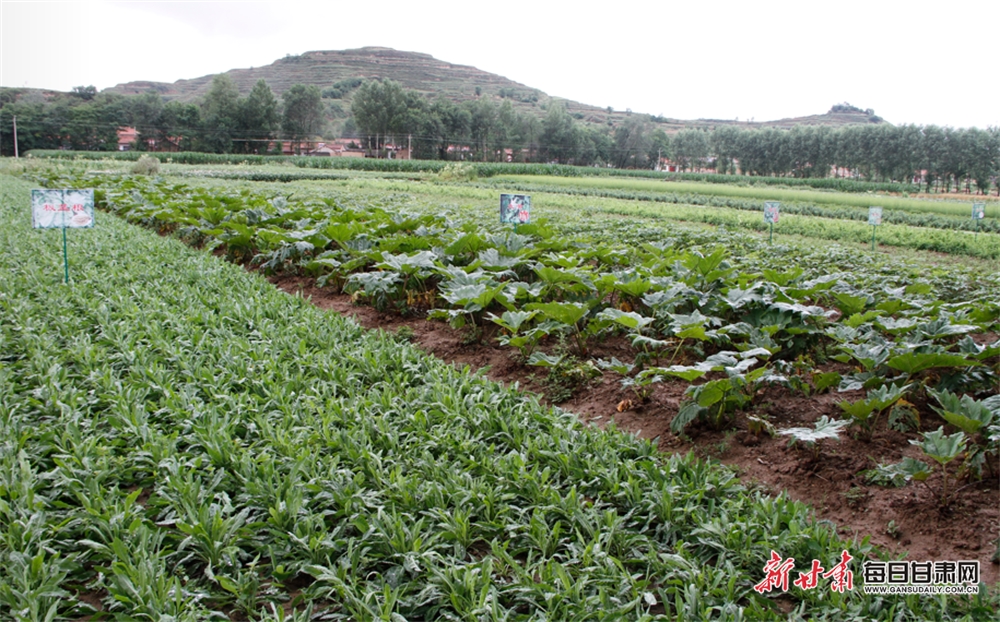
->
<box><xmin>285</xmin><ymin>139</ymin><xmax>373</xmax><ymax>157</ymax></box>
<box><xmin>117</xmin><ymin>127</ymin><xmax>138</xmax><ymax>151</ymax></box>
<box><xmin>116</xmin><ymin>127</ymin><xmax>181</xmax><ymax>152</ymax></box>
<box><xmin>656</xmin><ymin>157</ymin><xmax>678</xmax><ymax>172</ymax></box>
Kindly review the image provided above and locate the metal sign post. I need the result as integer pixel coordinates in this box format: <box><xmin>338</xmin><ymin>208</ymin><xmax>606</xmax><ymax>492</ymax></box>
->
<box><xmin>868</xmin><ymin>206</ymin><xmax>882</xmax><ymax>251</ymax></box>
<box><xmin>763</xmin><ymin>201</ymin><xmax>780</xmax><ymax>244</ymax></box>
<box><xmin>972</xmin><ymin>202</ymin><xmax>985</xmax><ymax>238</ymax></box>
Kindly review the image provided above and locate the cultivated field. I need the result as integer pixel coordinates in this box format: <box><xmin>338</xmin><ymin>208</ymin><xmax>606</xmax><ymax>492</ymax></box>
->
<box><xmin>1</xmin><ymin>157</ymin><xmax>997</xmax><ymax>619</ymax></box>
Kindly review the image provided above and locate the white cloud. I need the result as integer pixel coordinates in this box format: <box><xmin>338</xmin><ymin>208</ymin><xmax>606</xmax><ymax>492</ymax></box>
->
<box><xmin>119</xmin><ymin>1</ymin><xmax>289</xmax><ymax>38</ymax></box>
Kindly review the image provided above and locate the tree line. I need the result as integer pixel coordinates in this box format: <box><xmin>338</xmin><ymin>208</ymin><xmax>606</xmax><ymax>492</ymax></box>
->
<box><xmin>2</xmin><ymin>77</ymin><xmax>997</xmax><ymax>193</ymax></box>
<box><xmin>708</xmin><ymin>124</ymin><xmax>999</xmax><ymax>193</ymax></box>
<box><xmin>347</xmin><ymin>78</ymin><xmax>671</xmax><ymax>166</ymax></box>
<box><xmin>348</xmin><ymin>81</ymin><xmax>998</xmax><ymax>193</ymax></box>
<box><xmin>0</xmin><ymin>76</ymin><xmax>324</xmax><ymax>155</ymax></box>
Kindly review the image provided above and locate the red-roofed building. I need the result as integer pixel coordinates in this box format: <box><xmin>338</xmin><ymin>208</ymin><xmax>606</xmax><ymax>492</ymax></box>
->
<box><xmin>117</xmin><ymin>127</ymin><xmax>139</xmax><ymax>151</ymax></box>
<box><xmin>117</xmin><ymin>127</ymin><xmax>181</xmax><ymax>152</ymax></box>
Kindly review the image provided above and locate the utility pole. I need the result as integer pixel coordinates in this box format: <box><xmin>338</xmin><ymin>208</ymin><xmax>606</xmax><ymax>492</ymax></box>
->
<box><xmin>13</xmin><ymin>115</ymin><xmax>19</xmax><ymax>158</ymax></box>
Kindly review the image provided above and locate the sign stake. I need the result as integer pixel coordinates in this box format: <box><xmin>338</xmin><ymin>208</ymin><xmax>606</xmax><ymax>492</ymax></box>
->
<box><xmin>763</xmin><ymin>201</ymin><xmax>780</xmax><ymax>244</ymax></box>
<box><xmin>867</xmin><ymin>206</ymin><xmax>882</xmax><ymax>252</ymax></box>
<box><xmin>32</xmin><ymin>189</ymin><xmax>95</xmax><ymax>284</ymax></box>
<box><xmin>62</xmin><ymin>225</ymin><xmax>69</xmax><ymax>284</ymax></box>
<box><xmin>972</xmin><ymin>202</ymin><xmax>985</xmax><ymax>239</ymax></box>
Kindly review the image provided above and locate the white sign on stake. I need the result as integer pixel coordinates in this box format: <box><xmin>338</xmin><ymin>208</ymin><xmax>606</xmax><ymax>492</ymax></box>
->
<box><xmin>868</xmin><ymin>206</ymin><xmax>883</xmax><ymax>226</ymax></box>
<box><xmin>32</xmin><ymin>189</ymin><xmax>95</xmax><ymax>229</ymax></box>
<box><xmin>763</xmin><ymin>201</ymin><xmax>780</xmax><ymax>224</ymax></box>
<box><xmin>972</xmin><ymin>203</ymin><xmax>985</xmax><ymax>220</ymax></box>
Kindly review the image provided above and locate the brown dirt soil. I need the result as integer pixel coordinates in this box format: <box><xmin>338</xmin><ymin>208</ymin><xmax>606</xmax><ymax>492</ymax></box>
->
<box><xmin>271</xmin><ymin>275</ymin><xmax>1000</xmax><ymax>587</ymax></box>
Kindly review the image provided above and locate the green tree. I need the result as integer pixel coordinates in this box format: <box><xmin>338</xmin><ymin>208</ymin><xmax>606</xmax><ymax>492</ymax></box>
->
<box><xmin>468</xmin><ymin>98</ymin><xmax>497</xmax><ymax>161</ymax></box>
<box><xmin>65</xmin><ymin>103</ymin><xmax>116</xmax><ymax>151</ymax></box>
<box><xmin>60</xmin><ymin>91</ymin><xmax>128</xmax><ymax>151</ymax></box>
<box><xmin>834</xmin><ymin>125</ymin><xmax>876</xmax><ymax>180</ymax></box>
<box><xmin>969</xmin><ymin>128</ymin><xmax>1000</xmax><ymax>195</ymax></box>
<box><xmin>672</xmin><ymin>129</ymin><xmax>710</xmax><ymax>172</ymax></box>
<box><xmin>940</xmin><ymin>127</ymin><xmax>970</xmax><ymax>193</ymax></box>
<box><xmin>70</xmin><ymin>85</ymin><xmax>97</xmax><ymax>101</ymax></box>
<box><xmin>239</xmin><ymin>79</ymin><xmax>279</xmax><ymax>154</ymax></box>
<box><xmin>200</xmin><ymin>75</ymin><xmax>241</xmax><ymax>153</ymax></box>
<box><xmin>398</xmin><ymin>95</ymin><xmax>446</xmax><ymax>159</ymax></box>
<box><xmin>733</xmin><ymin>129</ymin><xmax>765</xmax><ymax>175</ymax></box>
<box><xmin>921</xmin><ymin>125</ymin><xmax>948</xmax><ymax>192</ymax></box>
<box><xmin>350</xmin><ymin>79</ymin><xmax>407</xmax><ymax>155</ymax></box>
<box><xmin>128</xmin><ymin>91</ymin><xmax>164</xmax><ymax>151</ymax></box>
<box><xmin>392</xmin><ymin>91</ymin><xmax>434</xmax><ymax>159</ymax></box>
<box><xmin>518</xmin><ymin>114</ymin><xmax>541</xmax><ymax>163</ymax></box>
<box><xmin>281</xmin><ymin>84</ymin><xmax>324</xmax><ymax>154</ymax></box>
<box><xmin>436</xmin><ymin>98</ymin><xmax>472</xmax><ymax>160</ymax></box>
<box><xmin>612</xmin><ymin>115</ymin><xmax>651</xmax><ymax>169</ymax></box>
<box><xmin>160</xmin><ymin>101</ymin><xmax>201</xmax><ymax>151</ymax></box>
<box><xmin>577</xmin><ymin>125</ymin><xmax>613</xmax><ymax>166</ymax></box>
<box><xmin>1</xmin><ymin>102</ymin><xmax>45</xmax><ymax>153</ymax></box>
<box><xmin>710</xmin><ymin>126</ymin><xmax>741</xmax><ymax>174</ymax></box>
<box><xmin>787</xmin><ymin>125</ymin><xmax>834</xmax><ymax>178</ymax></box>
<box><xmin>888</xmin><ymin>124</ymin><xmax>925</xmax><ymax>184</ymax></box>
<box><xmin>409</xmin><ymin>107</ymin><xmax>445</xmax><ymax>160</ymax></box>
<box><xmin>540</xmin><ymin>102</ymin><xmax>578</xmax><ymax>163</ymax></box>
<box><xmin>647</xmin><ymin>128</ymin><xmax>670</xmax><ymax>171</ymax></box>
<box><xmin>492</xmin><ymin>100</ymin><xmax>519</xmax><ymax>161</ymax></box>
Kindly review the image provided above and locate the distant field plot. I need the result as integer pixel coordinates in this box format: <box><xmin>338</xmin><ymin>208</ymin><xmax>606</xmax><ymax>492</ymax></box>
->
<box><xmin>316</xmin><ymin>177</ymin><xmax>1000</xmax><ymax>259</ymax></box>
<box><xmin>495</xmin><ymin>174</ymin><xmax>1000</xmax><ymax>219</ymax></box>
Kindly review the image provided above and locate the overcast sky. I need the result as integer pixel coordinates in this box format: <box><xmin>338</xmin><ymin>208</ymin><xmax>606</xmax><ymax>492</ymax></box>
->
<box><xmin>2</xmin><ymin>0</ymin><xmax>996</xmax><ymax>128</ymax></box>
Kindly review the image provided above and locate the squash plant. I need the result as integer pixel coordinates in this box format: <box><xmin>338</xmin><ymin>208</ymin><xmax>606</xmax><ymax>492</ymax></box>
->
<box><xmin>928</xmin><ymin>388</ymin><xmax>998</xmax><ymax>479</ymax></box>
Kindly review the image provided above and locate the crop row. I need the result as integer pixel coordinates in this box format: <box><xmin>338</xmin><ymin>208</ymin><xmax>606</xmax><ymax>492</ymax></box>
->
<box><xmin>9</xmin><ymin>172</ymin><xmax>999</xmax><ymax>618</ymax></box>
<box><xmin>26</xmin><ymin>149</ymin><xmax>924</xmax><ymax>193</ymax></box>
<box><xmin>26</xmin><ymin>168</ymin><xmax>1000</xmax><ymax>453</ymax></box>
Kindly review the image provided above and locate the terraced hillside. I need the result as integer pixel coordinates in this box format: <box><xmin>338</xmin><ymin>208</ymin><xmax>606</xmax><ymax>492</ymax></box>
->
<box><xmin>102</xmin><ymin>47</ymin><xmax>881</xmax><ymax>130</ymax></box>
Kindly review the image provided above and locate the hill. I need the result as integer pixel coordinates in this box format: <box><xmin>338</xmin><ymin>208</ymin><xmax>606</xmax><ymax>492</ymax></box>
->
<box><xmin>103</xmin><ymin>47</ymin><xmax>883</xmax><ymax>131</ymax></box>
<box><xmin>106</xmin><ymin>47</ymin><xmax>595</xmax><ymax>120</ymax></box>
<box><xmin>108</xmin><ymin>48</ymin><xmax>530</xmax><ymax>103</ymax></box>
